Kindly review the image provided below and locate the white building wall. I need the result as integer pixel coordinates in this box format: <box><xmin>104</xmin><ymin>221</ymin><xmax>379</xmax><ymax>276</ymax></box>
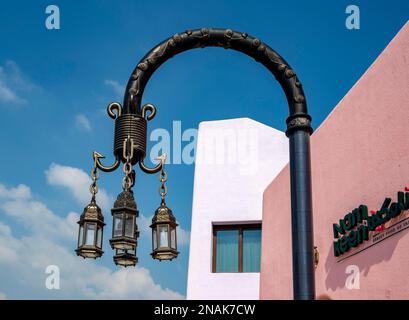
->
<box><xmin>186</xmin><ymin>118</ymin><xmax>289</xmax><ymax>300</ymax></box>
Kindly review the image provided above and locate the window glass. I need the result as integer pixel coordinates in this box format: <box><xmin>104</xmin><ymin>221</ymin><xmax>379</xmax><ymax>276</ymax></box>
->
<box><xmin>153</xmin><ymin>229</ymin><xmax>157</xmax><ymax>250</ymax></box>
<box><xmin>216</xmin><ymin>230</ymin><xmax>239</xmax><ymax>272</ymax></box>
<box><xmin>243</xmin><ymin>229</ymin><xmax>261</xmax><ymax>272</ymax></box>
<box><xmin>113</xmin><ymin>214</ymin><xmax>123</xmax><ymax>237</ymax></box>
<box><xmin>97</xmin><ymin>227</ymin><xmax>103</xmax><ymax>248</ymax></box>
<box><xmin>78</xmin><ymin>225</ymin><xmax>84</xmax><ymax>246</ymax></box>
<box><xmin>170</xmin><ymin>228</ymin><xmax>176</xmax><ymax>249</ymax></box>
<box><xmin>124</xmin><ymin>214</ymin><xmax>134</xmax><ymax>237</ymax></box>
<box><xmin>85</xmin><ymin>224</ymin><xmax>95</xmax><ymax>246</ymax></box>
<box><xmin>159</xmin><ymin>225</ymin><xmax>169</xmax><ymax>248</ymax></box>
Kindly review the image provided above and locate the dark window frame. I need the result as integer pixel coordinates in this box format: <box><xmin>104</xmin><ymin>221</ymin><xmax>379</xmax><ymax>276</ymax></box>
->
<box><xmin>212</xmin><ymin>223</ymin><xmax>262</xmax><ymax>273</ymax></box>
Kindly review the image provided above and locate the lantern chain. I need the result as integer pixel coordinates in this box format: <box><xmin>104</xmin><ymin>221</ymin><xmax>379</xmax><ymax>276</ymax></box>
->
<box><xmin>156</xmin><ymin>154</ymin><xmax>168</xmax><ymax>203</ymax></box>
<box><xmin>89</xmin><ymin>164</ymin><xmax>99</xmax><ymax>200</ymax></box>
<box><xmin>122</xmin><ymin>136</ymin><xmax>134</xmax><ymax>191</ymax></box>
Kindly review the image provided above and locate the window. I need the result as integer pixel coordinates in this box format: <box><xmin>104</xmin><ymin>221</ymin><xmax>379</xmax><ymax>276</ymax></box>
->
<box><xmin>212</xmin><ymin>224</ymin><xmax>261</xmax><ymax>273</ymax></box>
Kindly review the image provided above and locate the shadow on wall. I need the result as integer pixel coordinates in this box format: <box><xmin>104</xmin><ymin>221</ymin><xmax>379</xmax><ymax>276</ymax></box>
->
<box><xmin>324</xmin><ymin>227</ymin><xmax>409</xmax><ymax>291</ymax></box>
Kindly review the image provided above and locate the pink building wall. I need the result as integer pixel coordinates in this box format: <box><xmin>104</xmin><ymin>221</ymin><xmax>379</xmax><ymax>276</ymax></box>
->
<box><xmin>260</xmin><ymin>21</ymin><xmax>409</xmax><ymax>299</ymax></box>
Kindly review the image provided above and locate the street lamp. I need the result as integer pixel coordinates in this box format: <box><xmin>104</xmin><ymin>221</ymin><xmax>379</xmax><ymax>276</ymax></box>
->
<box><xmin>77</xmin><ymin>28</ymin><xmax>315</xmax><ymax>300</ymax></box>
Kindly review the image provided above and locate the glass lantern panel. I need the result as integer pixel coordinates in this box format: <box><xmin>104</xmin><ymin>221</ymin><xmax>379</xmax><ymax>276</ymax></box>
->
<box><xmin>170</xmin><ymin>227</ymin><xmax>176</xmax><ymax>249</ymax></box>
<box><xmin>158</xmin><ymin>225</ymin><xmax>169</xmax><ymax>248</ymax></box>
<box><xmin>124</xmin><ymin>214</ymin><xmax>135</xmax><ymax>238</ymax></box>
<box><xmin>152</xmin><ymin>228</ymin><xmax>157</xmax><ymax>250</ymax></box>
<box><xmin>97</xmin><ymin>226</ymin><xmax>103</xmax><ymax>248</ymax></box>
<box><xmin>78</xmin><ymin>225</ymin><xmax>84</xmax><ymax>246</ymax></box>
<box><xmin>113</xmin><ymin>214</ymin><xmax>123</xmax><ymax>237</ymax></box>
<box><xmin>85</xmin><ymin>224</ymin><xmax>96</xmax><ymax>246</ymax></box>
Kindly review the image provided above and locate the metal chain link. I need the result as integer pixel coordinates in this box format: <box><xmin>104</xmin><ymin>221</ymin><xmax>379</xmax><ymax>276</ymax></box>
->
<box><xmin>122</xmin><ymin>136</ymin><xmax>134</xmax><ymax>191</ymax></box>
<box><xmin>156</xmin><ymin>154</ymin><xmax>168</xmax><ymax>201</ymax></box>
<box><xmin>89</xmin><ymin>165</ymin><xmax>99</xmax><ymax>197</ymax></box>
<box><xmin>122</xmin><ymin>155</ymin><xmax>134</xmax><ymax>191</ymax></box>
<box><xmin>159</xmin><ymin>168</ymin><xmax>168</xmax><ymax>200</ymax></box>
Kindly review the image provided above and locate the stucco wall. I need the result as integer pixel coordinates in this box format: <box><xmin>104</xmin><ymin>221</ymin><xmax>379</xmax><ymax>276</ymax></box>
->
<box><xmin>260</xmin><ymin>21</ymin><xmax>409</xmax><ymax>299</ymax></box>
<box><xmin>186</xmin><ymin>118</ymin><xmax>289</xmax><ymax>300</ymax></box>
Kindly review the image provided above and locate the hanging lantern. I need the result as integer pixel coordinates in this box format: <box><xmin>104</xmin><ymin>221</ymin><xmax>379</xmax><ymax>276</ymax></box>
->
<box><xmin>150</xmin><ymin>154</ymin><xmax>178</xmax><ymax>261</ymax></box>
<box><xmin>109</xmin><ymin>190</ymin><xmax>139</xmax><ymax>251</ymax></box>
<box><xmin>76</xmin><ymin>198</ymin><xmax>105</xmax><ymax>259</ymax></box>
<box><xmin>76</xmin><ymin>165</ymin><xmax>105</xmax><ymax>259</ymax></box>
<box><xmin>150</xmin><ymin>201</ymin><xmax>179</xmax><ymax>261</ymax></box>
<box><xmin>113</xmin><ymin>248</ymin><xmax>138</xmax><ymax>267</ymax></box>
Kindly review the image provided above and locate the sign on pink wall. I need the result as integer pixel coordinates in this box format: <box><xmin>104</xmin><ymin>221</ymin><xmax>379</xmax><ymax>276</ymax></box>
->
<box><xmin>333</xmin><ymin>190</ymin><xmax>409</xmax><ymax>260</ymax></box>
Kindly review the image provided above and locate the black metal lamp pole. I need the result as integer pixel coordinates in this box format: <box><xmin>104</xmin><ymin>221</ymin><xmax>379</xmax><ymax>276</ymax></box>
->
<box><xmin>81</xmin><ymin>28</ymin><xmax>315</xmax><ymax>300</ymax></box>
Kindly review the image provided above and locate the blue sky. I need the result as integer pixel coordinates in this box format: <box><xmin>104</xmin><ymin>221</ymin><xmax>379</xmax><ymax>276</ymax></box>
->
<box><xmin>0</xmin><ymin>0</ymin><xmax>408</xmax><ymax>299</ymax></box>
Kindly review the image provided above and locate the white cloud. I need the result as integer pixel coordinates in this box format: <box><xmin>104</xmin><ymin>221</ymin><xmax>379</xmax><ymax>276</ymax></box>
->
<box><xmin>0</xmin><ymin>182</ymin><xmax>184</xmax><ymax>299</ymax></box>
<box><xmin>0</xmin><ymin>292</ymin><xmax>7</xmax><ymax>300</ymax></box>
<box><xmin>0</xmin><ymin>184</ymin><xmax>78</xmax><ymax>242</ymax></box>
<box><xmin>104</xmin><ymin>80</ymin><xmax>124</xmax><ymax>97</ymax></box>
<box><xmin>0</xmin><ymin>183</ymin><xmax>31</xmax><ymax>200</ymax></box>
<box><xmin>45</xmin><ymin>163</ymin><xmax>112</xmax><ymax>209</ymax></box>
<box><xmin>138</xmin><ymin>214</ymin><xmax>152</xmax><ymax>237</ymax></box>
<box><xmin>0</xmin><ymin>221</ymin><xmax>12</xmax><ymax>236</ymax></box>
<box><xmin>0</xmin><ymin>220</ymin><xmax>20</xmax><ymax>264</ymax></box>
<box><xmin>87</xmin><ymin>267</ymin><xmax>183</xmax><ymax>299</ymax></box>
<box><xmin>0</xmin><ymin>81</ymin><xmax>21</xmax><ymax>103</ymax></box>
<box><xmin>75</xmin><ymin>114</ymin><xmax>92</xmax><ymax>132</ymax></box>
<box><xmin>0</xmin><ymin>60</ymin><xmax>38</xmax><ymax>105</ymax></box>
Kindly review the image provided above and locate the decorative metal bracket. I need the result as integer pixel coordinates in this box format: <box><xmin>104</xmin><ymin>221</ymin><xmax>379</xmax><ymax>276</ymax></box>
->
<box><xmin>93</xmin><ymin>151</ymin><xmax>120</xmax><ymax>173</ymax></box>
<box><xmin>92</xmin><ymin>102</ymin><xmax>123</xmax><ymax>173</ymax></box>
<box><xmin>107</xmin><ymin>102</ymin><xmax>123</xmax><ymax>119</ymax></box>
<box><xmin>139</xmin><ymin>159</ymin><xmax>162</xmax><ymax>174</ymax></box>
<box><xmin>141</xmin><ymin>103</ymin><xmax>157</xmax><ymax>121</ymax></box>
<box><xmin>93</xmin><ymin>101</ymin><xmax>161</xmax><ymax>174</ymax></box>
<box><xmin>314</xmin><ymin>246</ymin><xmax>319</xmax><ymax>269</ymax></box>
<box><xmin>138</xmin><ymin>102</ymin><xmax>162</xmax><ymax>173</ymax></box>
